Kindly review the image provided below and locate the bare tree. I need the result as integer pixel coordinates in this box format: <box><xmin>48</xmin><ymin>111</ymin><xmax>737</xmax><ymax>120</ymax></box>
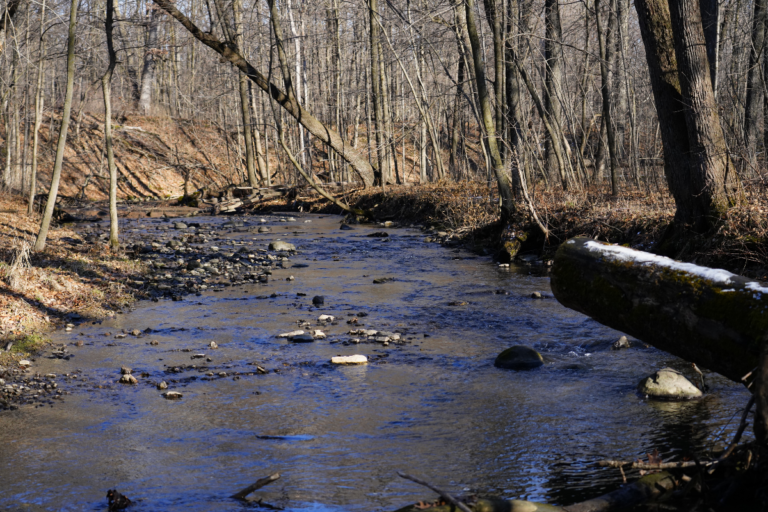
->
<box><xmin>34</xmin><ymin>0</ymin><xmax>79</xmax><ymax>251</ymax></box>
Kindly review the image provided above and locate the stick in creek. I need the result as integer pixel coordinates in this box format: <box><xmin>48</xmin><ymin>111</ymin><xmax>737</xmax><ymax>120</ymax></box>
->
<box><xmin>231</xmin><ymin>473</ymin><xmax>280</xmax><ymax>500</ymax></box>
<box><xmin>397</xmin><ymin>472</ymin><xmax>473</xmax><ymax>512</ymax></box>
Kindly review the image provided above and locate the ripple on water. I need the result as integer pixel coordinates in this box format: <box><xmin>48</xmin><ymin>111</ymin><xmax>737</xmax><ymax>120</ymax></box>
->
<box><xmin>0</xmin><ymin>214</ymin><xmax>752</xmax><ymax>511</ymax></box>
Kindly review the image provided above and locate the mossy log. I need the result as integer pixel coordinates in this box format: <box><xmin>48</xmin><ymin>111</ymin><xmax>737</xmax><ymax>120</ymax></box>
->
<box><xmin>551</xmin><ymin>237</ymin><xmax>768</xmax><ymax>382</ymax></box>
<box><xmin>393</xmin><ymin>472</ymin><xmax>677</xmax><ymax>512</ymax></box>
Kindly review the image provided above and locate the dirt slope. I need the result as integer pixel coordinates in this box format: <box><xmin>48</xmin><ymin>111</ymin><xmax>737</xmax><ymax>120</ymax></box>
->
<box><xmin>33</xmin><ymin>112</ymin><xmax>239</xmax><ymax>200</ymax></box>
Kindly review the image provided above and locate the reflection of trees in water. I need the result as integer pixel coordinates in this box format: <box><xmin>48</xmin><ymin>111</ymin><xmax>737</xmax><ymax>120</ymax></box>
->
<box><xmin>644</xmin><ymin>397</ymin><xmax>714</xmax><ymax>459</ymax></box>
<box><xmin>542</xmin><ymin>397</ymin><xmax>722</xmax><ymax>506</ymax></box>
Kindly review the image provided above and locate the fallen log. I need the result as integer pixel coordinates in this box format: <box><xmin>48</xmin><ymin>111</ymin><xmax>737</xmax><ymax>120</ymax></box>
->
<box><xmin>550</xmin><ymin>237</ymin><xmax>768</xmax><ymax>382</ymax></box>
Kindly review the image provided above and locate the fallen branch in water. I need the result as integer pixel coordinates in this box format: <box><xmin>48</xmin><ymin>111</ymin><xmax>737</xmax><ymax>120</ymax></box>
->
<box><xmin>716</xmin><ymin>395</ymin><xmax>756</xmax><ymax>464</ymax></box>
<box><xmin>231</xmin><ymin>473</ymin><xmax>281</xmax><ymax>500</ymax></box>
<box><xmin>397</xmin><ymin>472</ymin><xmax>473</xmax><ymax>512</ymax></box>
<box><xmin>598</xmin><ymin>460</ymin><xmax>713</xmax><ymax>470</ymax></box>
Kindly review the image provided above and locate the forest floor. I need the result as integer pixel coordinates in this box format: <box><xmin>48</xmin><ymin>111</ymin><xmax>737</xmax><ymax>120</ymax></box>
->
<box><xmin>2</xmin><ymin>180</ymin><xmax>767</xmax><ymax>365</ymax></box>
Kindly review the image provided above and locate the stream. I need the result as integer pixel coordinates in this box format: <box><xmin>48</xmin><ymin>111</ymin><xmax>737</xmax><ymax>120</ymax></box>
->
<box><xmin>0</xmin><ymin>213</ymin><xmax>752</xmax><ymax>511</ymax></box>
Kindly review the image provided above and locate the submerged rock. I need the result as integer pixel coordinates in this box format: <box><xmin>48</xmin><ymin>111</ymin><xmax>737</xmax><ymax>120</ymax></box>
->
<box><xmin>312</xmin><ymin>295</ymin><xmax>325</xmax><ymax>305</ymax></box>
<box><xmin>269</xmin><ymin>241</ymin><xmax>295</xmax><ymax>252</ymax></box>
<box><xmin>612</xmin><ymin>336</ymin><xmax>631</xmax><ymax>350</ymax></box>
<box><xmin>290</xmin><ymin>333</ymin><xmax>315</xmax><ymax>343</ymax></box>
<box><xmin>119</xmin><ymin>374</ymin><xmax>138</xmax><ymax>385</ymax></box>
<box><xmin>638</xmin><ymin>368</ymin><xmax>702</xmax><ymax>400</ymax></box>
<box><xmin>494</xmin><ymin>346</ymin><xmax>544</xmax><ymax>370</ymax></box>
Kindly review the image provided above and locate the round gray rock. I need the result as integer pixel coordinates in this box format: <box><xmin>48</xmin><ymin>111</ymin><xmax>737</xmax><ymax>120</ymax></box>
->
<box><xmin>494</xmin><ymin>345</ymin><xmax>544</xmax><ymax>370</ymax></box>
<box><xmin>638</xmin><ymin>368</ymin><xmax>702</xmax><ymax>400</ymax></box>
<box><xmin>269</xmin><ymin>241</ymin><xmax>296</xmax><ymax>252</ymax></box>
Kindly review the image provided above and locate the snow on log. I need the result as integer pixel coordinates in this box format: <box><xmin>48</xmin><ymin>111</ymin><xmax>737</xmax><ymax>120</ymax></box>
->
<box><xmin>550</xmin><ymin>237</ymin><xmax>768</xmax><ymax>382</ymax></box>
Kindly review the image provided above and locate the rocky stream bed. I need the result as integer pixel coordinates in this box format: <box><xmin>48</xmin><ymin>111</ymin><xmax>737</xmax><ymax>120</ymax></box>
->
<box><xmin>0</xmin><ymin>212</ymin><xmax>754</xmax><ymax>511</ymax></box>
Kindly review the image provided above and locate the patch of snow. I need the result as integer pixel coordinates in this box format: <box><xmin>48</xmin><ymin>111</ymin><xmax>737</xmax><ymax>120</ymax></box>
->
<box><xmin>584</xmin><ymin>240</ymin><xmax>768</xmax><ymax>293</ymax></box>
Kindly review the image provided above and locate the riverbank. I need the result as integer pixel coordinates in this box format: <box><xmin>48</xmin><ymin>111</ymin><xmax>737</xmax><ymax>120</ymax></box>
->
<box><xmin>3</xmin><ymin>182</ymin><xmax>767</xmax><ymax>364</ymax></box>
<box><xmin>254</xmin><ymin>182</ymin><xmax>768</xmax><ymax>280</ymax></box>
<box><xmin>0</xmin><ymin>196</ymin><xmax>149</xmax><ymax>366</ymax></box>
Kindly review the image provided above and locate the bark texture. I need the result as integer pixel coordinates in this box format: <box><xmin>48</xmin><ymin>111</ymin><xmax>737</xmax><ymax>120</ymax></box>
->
<box><xmin>551</xmin><ymin>237</ymin><xmax>768</xmax><ymax>382</ymax></box>
<box><xmin>634</xmin><ymin>0</ymin><xmax>738</xmax><ymax>232</ymax></box>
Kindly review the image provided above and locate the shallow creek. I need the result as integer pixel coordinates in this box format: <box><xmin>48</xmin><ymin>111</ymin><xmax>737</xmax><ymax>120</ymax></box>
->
<box><xmin>0</xmin><ymin>214</ymin><xmax>752</xmax><ymax>511</ymax></box>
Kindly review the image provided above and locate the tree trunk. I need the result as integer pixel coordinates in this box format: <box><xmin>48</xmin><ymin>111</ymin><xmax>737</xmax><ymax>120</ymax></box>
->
<box><xmin>233</xmin><ymin>0</ymin><xmax>258</xmax><ymax>187</ymax></box>
<box><xmin>596</xmin><ymin>0</ymin><xmax>620</xmax><ymax>195</ymax></box>
<box><xmin>634</xmin><ymin>0</ymin><xmax>738</xmax><ymax>232</ymax></box>
<box><xmin>139</xmin><ymin>6</ymin><xmax>159</xmax><ymax>115</ymax></box>
<box><xmin>743</xmin><ymin>0</ymin><xmax>766</xmax><ymax>166</ymax></box>
<box><xmin>462</xmin><ymin>0</ymin><xmax>515</xmax><ymax>221</ymax></box>
<box><xmin>544</xmin><ymin>0</ymin><xmax>564</xmax><ymax>184</ymax></box>
<box><xmin>103</xmin><ymin>0</ymin><xmax>119</xmax><ymax>249</ymax></box>
<box><xmin>34</xmin><ymin>0</ymin><xmax>78</xmax><ymax>252</ymax></box>
<box><xmin>667</xmin><ymin>0</ymin><xmax>740</xmax><ymax>222</ymax></box>
<box><xmin>369</xmin><ymin>0</ymin><xmax>389</xmax><ymax>186</ymax></box>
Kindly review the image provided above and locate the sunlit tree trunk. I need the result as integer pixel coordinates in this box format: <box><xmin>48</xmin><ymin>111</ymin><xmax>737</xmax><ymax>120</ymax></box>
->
<box><xmin>34</xmin><ymin>0</ymin><xmax>78</xmax><ymax>252</ymax></box>
<box><xmin>103</xmin><ymin>0</ymin><xmax>119</xmax><ymax>249</ymax></box>
<box><xmin>139</xmin><ymin>5</ymin><xmax>159</xmax><ymax>115</ymax></box>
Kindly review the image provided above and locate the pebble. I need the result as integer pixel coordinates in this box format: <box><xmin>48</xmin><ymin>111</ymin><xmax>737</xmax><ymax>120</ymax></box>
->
<box><xmin>162</xmin><ymin>391</ymin><xmax>183</xmax><ymax>400</ymax></box>
<box><xmin>209</xmin><ymin>341</ymin><xmax>218</xmax><ymax>349</ymax></box>
<box><xmin>313</xmin><ymin>330</ymin><xmax>326</xmax><ymax>339</ymax></box>
<box><xmin>531</xmin><ymin>292</ymin><xmax>543</xmax><ymax>299</ymax></box>
<box><xmin>318</xmin><ymin>315</ymin><xmax>335</xmax><ymax>322</ymax></box>
<box><xmin>157</xmin><ymin>381</ymin><xmax>168</xmax><ymax>390</ymax></box>
<box><xmin>312</xmin><ymin>295</ymin><xmax>325</xmax><ymax>305</ymax></box>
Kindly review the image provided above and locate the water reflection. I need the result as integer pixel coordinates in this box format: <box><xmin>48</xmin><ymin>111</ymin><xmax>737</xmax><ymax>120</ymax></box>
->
<box><xmin>0</xmin><ymin>214</ymin><xmax>752</xmax><ymax>511</ymax></box>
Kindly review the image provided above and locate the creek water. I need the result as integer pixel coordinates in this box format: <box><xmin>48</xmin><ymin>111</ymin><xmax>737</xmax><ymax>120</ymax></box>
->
<box><xmin>0</xmin><ymin>214</ymin><xmax>752</xmax><ymax>511</ymax></box>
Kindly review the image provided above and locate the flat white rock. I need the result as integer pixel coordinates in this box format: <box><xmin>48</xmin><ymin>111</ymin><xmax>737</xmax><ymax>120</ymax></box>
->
<box><xmin>318</xmin><ymin>315</ymin><xmax>335</xmax><ymax>322</ymax></box>
<box><xmin>278</xmin><ymin>330</ymin><xmax>304</xmax><ymax>338</ymax></box>
<box><xmin>162</xmin><ymin>391</ymin><xmax>183</xmax><ymax>400</ymax></box>
<box><xmin>313</xmin><ymin>330</ymin><xmax>326</xmax><ymax>339</ymax></box>
<box><xmin>331</xmin><ymin>355</ymin><xmax>368</xmax><ymax>365</ymax></box>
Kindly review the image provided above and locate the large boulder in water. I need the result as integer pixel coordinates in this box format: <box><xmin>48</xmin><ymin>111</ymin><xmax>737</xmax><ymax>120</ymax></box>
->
<box><xmin>494</xmin><ymin>346</ymin><xmax>544</xmax><ymax>370</ymax></box>
<box><xmin>638</xmin><ymin>368</ymin><xmax>702</xmax><ymax>400</ymax></box>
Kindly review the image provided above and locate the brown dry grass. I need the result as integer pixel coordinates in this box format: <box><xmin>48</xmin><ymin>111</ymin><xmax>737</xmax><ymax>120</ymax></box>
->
<box><xmin>0</xmin><ymin>194</ymin><xmax>147</xmax><ymax>365</ymax></box>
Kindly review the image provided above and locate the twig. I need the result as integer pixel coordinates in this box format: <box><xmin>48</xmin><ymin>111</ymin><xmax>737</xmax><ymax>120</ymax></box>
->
<box><xmin>397</xmin><ymin>472</ymin><xmax>473</xmax><ymax>512</ymax></box>
<box><xmin>599</xmin><ymin>460</ymin><xmax>714</xmax><ymax>470</ymax></box>
<box><xmin>231</xmin><ymin>473</ymin><xmax>281</xmax><ymax>500</ymax></box>
<box><xmin>717</xmin><ymin>395</ymin><xmax>756</xmax><ymax>462</ymax></box>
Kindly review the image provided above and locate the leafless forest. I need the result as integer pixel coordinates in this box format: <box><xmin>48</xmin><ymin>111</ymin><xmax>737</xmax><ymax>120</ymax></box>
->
<box><xmin>0</xmin><ymin>0</ymin><xmax>766</xmax><ymax>224</ymax></box>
